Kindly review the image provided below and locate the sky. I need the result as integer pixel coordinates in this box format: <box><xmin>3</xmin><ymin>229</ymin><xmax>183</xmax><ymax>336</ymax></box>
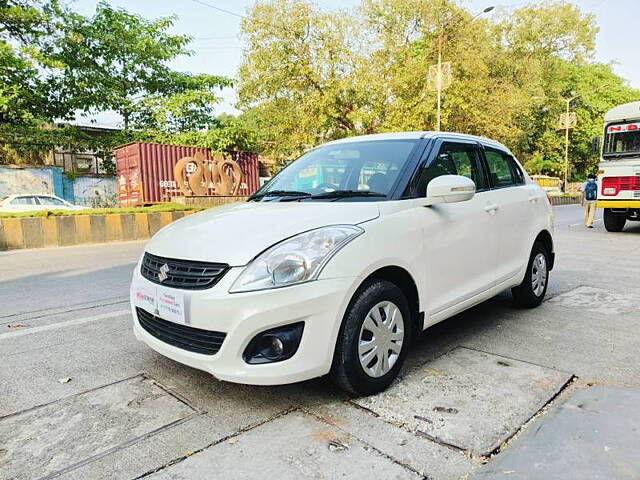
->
<box><xmin>72</xmin><ymin>0</ymin><xmax>639</xmax><ymax>128</ymax></box>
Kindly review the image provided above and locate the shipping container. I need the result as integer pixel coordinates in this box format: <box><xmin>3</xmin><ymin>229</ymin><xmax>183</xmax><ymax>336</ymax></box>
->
<box><xmin>114</xmin><ymin>142</ymin><xmax>260</xmax><ymax>207</ymax></box>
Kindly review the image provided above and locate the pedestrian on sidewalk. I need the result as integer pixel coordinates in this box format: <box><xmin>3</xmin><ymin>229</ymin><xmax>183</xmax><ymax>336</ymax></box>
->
<box><xmin>580</xmin><ymin>174</ymin><xmax>598</xmax><ymax>228</ymax></box>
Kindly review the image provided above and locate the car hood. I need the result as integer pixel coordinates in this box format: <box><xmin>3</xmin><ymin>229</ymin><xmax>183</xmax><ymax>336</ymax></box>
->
<box><xmin>146</xmin><ymin>201</ymin><xmax>380</xmax><ymax>266</ymax></box>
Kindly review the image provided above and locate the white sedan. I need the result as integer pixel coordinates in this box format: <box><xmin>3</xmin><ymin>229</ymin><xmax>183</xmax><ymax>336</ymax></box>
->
<box><xmin>131</xmin><ymin>131</ymin><xmax>554</xmax><ymax>395</ymax></box>
<box><xmin>0</xmin><ymin>194</ymin><xmax>88</xmax><ymax>213</ymax></box>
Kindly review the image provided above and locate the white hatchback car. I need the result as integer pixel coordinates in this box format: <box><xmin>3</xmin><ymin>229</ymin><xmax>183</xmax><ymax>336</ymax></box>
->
<box><xmin>0</xmin><ymin>194</ymin><xmax>87</xmax><ymax>213</ymax></box>
<box><xmin>131</xmin><ymin>132</ymin><xmax>554</xmax><ymax>395</ymax></box>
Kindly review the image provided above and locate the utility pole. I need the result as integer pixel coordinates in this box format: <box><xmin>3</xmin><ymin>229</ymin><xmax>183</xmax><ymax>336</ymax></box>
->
<box><xmin>436</xmin><ymin>33</ymin><xmax>443</xmax><ymax>131</ymax></box>
<box><xmin>429</xmin><ymin>5</ymin><xmax>494</xmax><ymax>131</ymax></box>
<box><xmin>558</xmin><ymin>83</ymin><xmax>608</xmax><ymax>192</ymax></box>
<box><xmin>562</xmin><ymin>97</ymin><xmax>576</xmax><ymax>193</ymax></box>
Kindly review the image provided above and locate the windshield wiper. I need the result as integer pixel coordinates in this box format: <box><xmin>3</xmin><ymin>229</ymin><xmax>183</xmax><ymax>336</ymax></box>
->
<box><xmin>309</xmin><ymin>190</ymin><xmax>387</xmax><ymax>199</ymax></box>
<box><xmin>249</xmin><ymin>190</ymin><xmax>312</xmax><ymax>200</ymax></box>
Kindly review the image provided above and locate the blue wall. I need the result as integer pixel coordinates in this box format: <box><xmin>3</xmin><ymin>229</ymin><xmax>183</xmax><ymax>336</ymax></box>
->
<box><xmin>0</xmin><ymin>166</ymin><xmax>117</xmax><ymax>207</ymax></box>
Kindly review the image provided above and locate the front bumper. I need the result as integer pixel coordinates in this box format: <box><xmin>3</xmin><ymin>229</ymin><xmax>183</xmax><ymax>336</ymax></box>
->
<box><xmin>130</xmin><ymin>267</ymin><xmax>358</xmax><ymax>385</ymax></box>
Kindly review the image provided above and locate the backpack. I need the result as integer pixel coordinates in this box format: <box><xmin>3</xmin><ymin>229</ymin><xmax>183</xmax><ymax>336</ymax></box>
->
<box><xmin>584</xmin><ymin>181</ymin><xmax>597</xmax><ymax>201</ymax></box>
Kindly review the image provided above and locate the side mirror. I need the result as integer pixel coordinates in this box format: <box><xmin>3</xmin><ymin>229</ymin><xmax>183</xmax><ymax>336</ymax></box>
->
<box><xmin>425</xmin><ymin>175</ymin><xmax>476</xmax><ymax>205</ymax></box>
<box><xmin>591</xmin><ymin>136</ymin><xmax>600</xmax><ymax>153</ymax></box>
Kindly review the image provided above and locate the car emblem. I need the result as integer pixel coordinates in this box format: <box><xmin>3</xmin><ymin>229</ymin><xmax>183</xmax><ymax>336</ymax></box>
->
<box><xmin>158</xmin><ymin>263</ymin><xmax>170</xmax><ymax>282</ymax></box>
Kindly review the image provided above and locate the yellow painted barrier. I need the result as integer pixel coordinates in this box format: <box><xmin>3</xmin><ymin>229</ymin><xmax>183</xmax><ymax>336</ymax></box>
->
<box><xmin>75</xmin><ymin>215</ymin><xmax>92</xmax><ymax>244</ymax></box>
<box><xmin>3</xmin><ymin>218</ymin><xmax>24</xmax><ymax>249</ymax></box>
<box><xmin>597</xmin><ymin>200</ymin><xmax>640</xmax><ymax>208</ymax></box>
<box><xmin>105</xmin><ymin>214</ymin><xmax>123</xmax><ymax>242</ymax></box>
<box><xmin>0</xmin><ymin>207</ymin><xmax>218</xmax><ymax>251</ymax></box>
<box><xmin>42</xmin><ymin>217</ymin><xmax>58</xmax><ymax>247</ymax></box>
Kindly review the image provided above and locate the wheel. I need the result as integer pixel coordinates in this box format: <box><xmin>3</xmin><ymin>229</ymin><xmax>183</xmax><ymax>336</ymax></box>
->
<box><xmin>512</xmin><ymin>242</ymin><xmax>549</xmax><ymax>308</ymax></box>
<box><xmin>603</xmin><ymin>208</ymin><xmax>626</xmax><ymax>232</ymax></box>
<box><xmin>331</xmin><ymin>279</ymin><xmax>412</xmax><ymax>396</ymax></box>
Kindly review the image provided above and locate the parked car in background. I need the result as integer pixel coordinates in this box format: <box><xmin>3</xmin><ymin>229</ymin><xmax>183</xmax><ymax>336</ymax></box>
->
<box><xmin>131</xmin><ymin>131</ymin><xmax>554</xmax><ymax>395</ymax></box>
<box><xmin>0</xmin><ymin>194</ymin><xmax>88</xmax><ymax>213</ymax></box>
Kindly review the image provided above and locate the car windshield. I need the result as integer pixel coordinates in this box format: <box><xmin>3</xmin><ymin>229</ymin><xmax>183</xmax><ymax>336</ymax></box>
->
<box><xmin>252</xmin><ymin>139</ymin><xmax>419</xmax><ymax>201</ymax></box>
<box><xmin>603</xmin><ymin>121</ymin><xmax>640</xmax><ymax>158</ymax></box>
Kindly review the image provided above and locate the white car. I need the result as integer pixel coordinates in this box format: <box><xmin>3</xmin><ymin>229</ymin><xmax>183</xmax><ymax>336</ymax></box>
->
<box><xmin>0</xmin><ymin>194</ymin><xmax>87</xmax><ymax>213</ymax></box>
<box><xmin>131</xmin><ymin>132</ymin><xmax>554</xmax><ymax>395</ymax></box>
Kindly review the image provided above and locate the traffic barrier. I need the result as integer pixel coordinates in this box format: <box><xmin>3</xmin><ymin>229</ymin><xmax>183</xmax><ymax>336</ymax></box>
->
<box><xmin>549</xmin><ymin>195</ymin><xmax>581</xmax><ymax>206</ymax></box>
<box><xmin>0</xmin><ymin>210</ymin><xmax>201</xmax><ymax>251</ymax></box>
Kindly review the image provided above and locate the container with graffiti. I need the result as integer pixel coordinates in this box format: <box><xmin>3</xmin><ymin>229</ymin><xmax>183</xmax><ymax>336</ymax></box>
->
<box><xmin>113</xmin><ymin>142</ymin><xmax>260</xmax><ymax>207</ymax></box>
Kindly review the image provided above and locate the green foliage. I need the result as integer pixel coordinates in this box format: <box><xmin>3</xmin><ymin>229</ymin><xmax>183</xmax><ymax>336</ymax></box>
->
<box><xmin>0</xmin><ymin>1</ymin><xmax>68</xmax><ymax>124</ymax></box>
<box><xmin>0</xmin><ymin>1</ymin><xmax>257</xmax><ymax>168</ymax></box>
<box><xmin>45</xmin><ymin>1</ymin><xmax>231</xmax><ymax>130</ymax></box>
<box><xmin>238</xmin><ymin>0</ymin><xmax>640</xmax><ymax>177</ymax></box>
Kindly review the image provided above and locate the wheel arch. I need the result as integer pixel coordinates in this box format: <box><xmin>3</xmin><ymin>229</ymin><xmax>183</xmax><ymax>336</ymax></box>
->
<box><xmin>534</xmin><ymin>229</ymin><xmax>554</xmax><ymax>270</ymax></box>
<box><xmin>358</xmin><ymin>265</ymin><xmax>423</xmax><ymax>340</ymax></box>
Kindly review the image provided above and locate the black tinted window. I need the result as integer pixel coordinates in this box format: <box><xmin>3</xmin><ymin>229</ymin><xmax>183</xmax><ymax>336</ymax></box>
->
<box><xmin>484</xmin><ymin>149</ymin><xmax>524</xmax><ymax>187</ymax></box>
<box><xmin>416</xmin><ymin>142</ymin><xmax>487</xmax><ymax>196</ymax></box>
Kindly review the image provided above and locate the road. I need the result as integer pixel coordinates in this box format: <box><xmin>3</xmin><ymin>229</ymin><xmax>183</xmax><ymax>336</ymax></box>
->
<box><xmin>1</xmin><ymin>204</ymin><xmax>639</xmax><ymax>480</ymax></box>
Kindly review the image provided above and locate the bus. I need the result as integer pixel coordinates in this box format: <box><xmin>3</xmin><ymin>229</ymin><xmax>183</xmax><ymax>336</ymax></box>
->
<box><xmin>598</xmin><ymin>101</ymin><xmax>640</xmax><ymax>232</ymax></box>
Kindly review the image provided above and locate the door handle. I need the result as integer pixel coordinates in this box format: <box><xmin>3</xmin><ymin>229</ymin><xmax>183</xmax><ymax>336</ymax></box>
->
<box><xmin>484</xmin><ymin>203</ymin><xmax>499</xmax><ymax>214</ymax></box>
<box><xmin>528</xmin><ymin>195</ymin><xmax>538</xmax><ymax>204</ymax></box>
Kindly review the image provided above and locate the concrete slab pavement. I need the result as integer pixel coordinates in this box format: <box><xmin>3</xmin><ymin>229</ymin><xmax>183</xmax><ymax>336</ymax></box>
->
<box><xmin>471</xmin><ymin>386</ymin><xmax>640</xmax><ymax>480</ymax></box>
<box><xmin>147</xmin><ymin>411</ymin><xmax>421</xmax><ymax>480</ymax></box>
<box><xmin>0</xmin><ymin>376</ymin><xmax>195</xmax><ymax>480</ymax></box>
<box><xmin>353</xmin><ymin>347</ymin><xmax>573</xmax><ymax>456</ymax></box>
<box><xmin>1</xmin><ymin>205</ymin><xmax>639</xmax><ymax>479</ymax></box>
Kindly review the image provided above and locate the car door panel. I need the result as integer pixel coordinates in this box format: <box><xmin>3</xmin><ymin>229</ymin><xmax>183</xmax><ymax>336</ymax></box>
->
<box><xmin>414</xmin><ymin>139</ymin><xmax>499</xmax><ymax>318</ymax></box>
<box><xmin>482</xmin><ymin>149</ymin><xmax>536</xmax><ymax>283</ymax></box>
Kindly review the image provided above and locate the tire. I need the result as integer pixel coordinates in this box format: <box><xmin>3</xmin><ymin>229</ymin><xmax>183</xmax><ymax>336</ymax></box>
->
<box><xmin>512</xmin><ymin>242</ymin><xmax>550</xmax><ymax>308</ymax></box>
<box><xmin>603</xmin><ymin>208</ymin><xmax>626</xmax><ymax>232</ymax></box>
<box><xmin>331</xmin><ymin>279</ymin><xmax>412</xmax><ymax>396</ymax></box>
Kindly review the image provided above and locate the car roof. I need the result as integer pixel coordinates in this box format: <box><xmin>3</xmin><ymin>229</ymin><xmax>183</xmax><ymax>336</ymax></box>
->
<box><xmin>323</xmin><ymin>131</ymin><xmax>512</xmax><ymax>154</ymax></box>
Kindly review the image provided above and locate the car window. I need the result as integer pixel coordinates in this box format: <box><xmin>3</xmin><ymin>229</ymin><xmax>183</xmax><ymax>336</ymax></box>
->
<box><xmin>416</xmin><ymin>141</ymin><xmax>487</xmax><ymax>196</ymax></box>
<box><xmin>255</xmin><ymin>140</ymin><xmax>418</xmax><ymax>198</ymax></box>
<box><xmin>484</xmin><ymin>149</ymin><xmax>524</xmax><ymax>188</ymax></box>
<box><xmin>10</xmin><ymin>196</ymin><xmax>37</xmax><ymax>205</ymax></box>
<box><xmin>37</xmin><ymin>196</ymin><xmax>65</xmax><ymax>206</ymax></box>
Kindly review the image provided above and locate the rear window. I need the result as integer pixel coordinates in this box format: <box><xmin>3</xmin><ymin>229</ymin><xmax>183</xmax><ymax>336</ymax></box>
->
<box><xmin>37</xmin><ymin>196</ymin><xmax>65</xmax><ymax>206</ymax></box>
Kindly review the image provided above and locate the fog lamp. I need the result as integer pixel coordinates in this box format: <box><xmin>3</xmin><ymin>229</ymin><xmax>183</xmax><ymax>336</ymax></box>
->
<box><xmin>243</xmin><ymin>322</ymin><xmax>305</xmax><ymax>364</ymax></box>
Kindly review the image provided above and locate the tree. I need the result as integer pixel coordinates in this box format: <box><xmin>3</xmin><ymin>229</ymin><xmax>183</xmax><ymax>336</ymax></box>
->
<box><xmin>238</xmin><ymin>0</ymin><xmax>370</xmax><ymax>157</ymax></box>
<box><xmin>237</xmin><ymin>0</ymin><xmax>639</xmax><ymax>178</ymax></box>
<box><xmin>47</xmin><ymin>1</ymin><xmax>230</xmax><ymax>130</ymax></box>
<box><xmin>0</xmin><ymin>0</ymin><xmax>66</xmax><ymax>124</ymax></box>
<box><xmin>131</xmin><ymin>73</ymin><xmax>232</xmax><ymax>132</ymax></box>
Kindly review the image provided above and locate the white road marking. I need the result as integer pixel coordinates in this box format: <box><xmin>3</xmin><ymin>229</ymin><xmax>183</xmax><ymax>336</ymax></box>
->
<box><xmin>0</xmin><ymin>309</ymin><xmax>131</xmax><ymax>340</ymax></box>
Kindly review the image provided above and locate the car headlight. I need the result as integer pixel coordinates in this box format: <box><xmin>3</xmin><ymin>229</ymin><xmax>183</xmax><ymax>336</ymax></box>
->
<box><xmin>229</xmin><ymin>225</ymin><xmax>364</xmax><ymax>293</ymax></box>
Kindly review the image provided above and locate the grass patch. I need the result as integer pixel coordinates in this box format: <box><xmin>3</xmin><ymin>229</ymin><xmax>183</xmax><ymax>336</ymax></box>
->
<box><xmin>0</xmin><ymin>203</ymin><xmax>207</xmax><ymax>218</ymax></box>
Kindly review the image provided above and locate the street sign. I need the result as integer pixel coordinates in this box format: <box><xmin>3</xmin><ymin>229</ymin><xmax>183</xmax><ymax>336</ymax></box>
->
<box><xmin>428</xmin><ymin>62</ymin><xmax>452</xmax><ymax>91</ymax></box>
<box><xmin>558</xmin><ymin>112</ymin><xmax>577</xmax><ymax>129</ymax></box>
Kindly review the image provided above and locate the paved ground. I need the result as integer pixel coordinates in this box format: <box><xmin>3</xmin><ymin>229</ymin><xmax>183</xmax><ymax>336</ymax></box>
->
<box><xmin>1</xmin><ymin>204</ymin><xmax>639</xmax><ymax>480</ymax></box>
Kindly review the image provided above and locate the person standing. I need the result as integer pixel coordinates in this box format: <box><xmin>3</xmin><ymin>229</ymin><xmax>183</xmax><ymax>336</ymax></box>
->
<box><xmin>580</xmin><ymin>174</ymin><xmax>598</xmax><ymax>228</ymax></box>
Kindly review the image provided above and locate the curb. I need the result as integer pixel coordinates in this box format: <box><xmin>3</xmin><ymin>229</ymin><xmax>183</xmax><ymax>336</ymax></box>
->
<box><xmin>0</xmin><ymin>210</ymin><xmax>198</xmax><ymax>251</ymax></box>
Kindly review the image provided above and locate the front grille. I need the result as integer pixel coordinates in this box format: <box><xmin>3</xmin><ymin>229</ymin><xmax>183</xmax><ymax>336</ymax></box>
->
<box><xmin>136</xmin><ymin>307</ymin><xmax>226</xmax><ymax>355</ymax></box>
<box><xmin>141</xmin><ymin>252</ymin><xmax>229</xmax><ymax>290</ymax></box>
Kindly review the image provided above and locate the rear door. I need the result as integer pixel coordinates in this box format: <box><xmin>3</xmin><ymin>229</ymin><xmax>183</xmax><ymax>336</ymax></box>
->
<box><xmin>481</xmin><ymin>147</ymin><xmax>538</xmax><ymax>284</ymax></box>
<box><xmin>414</xmin><ymin>138</ymin><xmax>499</xmax><ymax>318</ymax></box>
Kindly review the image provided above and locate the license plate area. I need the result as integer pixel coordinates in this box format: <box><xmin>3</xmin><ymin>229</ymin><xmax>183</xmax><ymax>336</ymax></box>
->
<box><xmin>134</xmin><ymin>284</ymin><xmax>186</xmax><ymax>325</ymax></box>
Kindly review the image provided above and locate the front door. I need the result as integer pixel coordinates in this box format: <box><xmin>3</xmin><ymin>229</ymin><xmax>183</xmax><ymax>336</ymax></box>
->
<box><xmin>414</xmin><ymin>139</ymin><xmax>499</xmax><ymax>321</ymax></box>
